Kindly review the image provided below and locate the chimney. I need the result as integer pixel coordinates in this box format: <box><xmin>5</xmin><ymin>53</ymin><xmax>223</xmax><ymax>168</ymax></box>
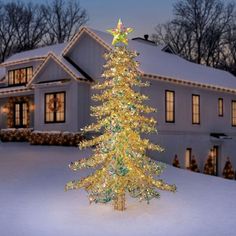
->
<box><xmin>144</xmin><ymin>34</ymin><xmax>149</xmax><ymax>40</ymax></box>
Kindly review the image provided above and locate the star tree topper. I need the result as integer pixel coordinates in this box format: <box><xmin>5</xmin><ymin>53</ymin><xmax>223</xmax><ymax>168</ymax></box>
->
<box><xmin>107</xmin><ymin>19</ymin><xmax>134</xmax><ymax>45</ymax></box>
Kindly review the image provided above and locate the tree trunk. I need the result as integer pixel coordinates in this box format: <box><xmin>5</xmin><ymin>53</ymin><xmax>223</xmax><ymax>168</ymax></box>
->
<box><xmin>114</xmin><ymin>192</ymin><xmax>125</xmax><ymax>211</ymax></box>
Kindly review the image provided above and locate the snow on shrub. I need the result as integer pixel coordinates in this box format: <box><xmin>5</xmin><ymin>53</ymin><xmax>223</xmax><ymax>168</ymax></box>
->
<box><xmin>29</xmin><ymin>131</ymin><xmax>84</xmax><ymax>146</ymax></box>
<box><xmin>0</xmin><ymin>128</ymin><xmax>33</xmax><ymax>142</ymax></box>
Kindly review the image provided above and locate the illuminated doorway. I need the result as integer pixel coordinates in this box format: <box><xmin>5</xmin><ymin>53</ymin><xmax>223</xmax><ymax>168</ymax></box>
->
<box><xmin>185</xmin><ymin>148</ymin><xmax>192</xmax><ymax>169</ymax></box>
<box><xmin>211</xmin><ymin>146</ymin><xmax>219</xmax><ymax>176</ymax></box>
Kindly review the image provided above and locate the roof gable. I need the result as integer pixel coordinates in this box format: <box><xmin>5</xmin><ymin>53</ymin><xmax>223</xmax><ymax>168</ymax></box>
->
<box><xmin>28</xmin><ymin>53</ymin><xmax>86</xmax><ymax>87</ymax></box>
<box><xmin>63</xmin><ymin>27</ymin><xmax>111</xmax><ymax>57</ymax></box>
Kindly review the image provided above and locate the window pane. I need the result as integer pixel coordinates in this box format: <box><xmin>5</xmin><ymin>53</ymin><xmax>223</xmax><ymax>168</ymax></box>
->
<box><xmin>45</xmin><ymin>94</ymin><xmax>54</xmax><ymax>122</ymax></box>
<box><xmin>8</xmin><ymin>67</ymin><xmax>32</xmax><ymax>85</ymax></box>
<box><xmin>27</xmin><ymin>67</ymin><xmax>33</xmax><ymax>82</ymax></box>
<box><xmin>192</xmin><ymin>95</ymin><xmax>200</xmax><ymax>124</ymax></box>
<box><xmin>8</xmin><ymin>71</ymin><xmax>14</xmax><ymax>84</ymax></box>
<box><xmin>15</xmin><ymin>69</ymin><xmax>20</xmax><ymax>84</ymax></box>
<box><xmin>22</xmin><ymin>103</ymin><xmax>28</xmax><ymax>126</ymax></box>
<box><xmin>56</xmin><ymin>93</ymin><xmax>65</xmax><ymax>122</ymax></box>
<box><xmin>45</xmin><ymin>92</ymin><xmax>65</xmax><ymax>123</ymax></box>
<box><xmin>218</xmin><ymin>98</ymin><xmax>223</xmax><ymax>116</ymax></box>
<box><xmin>15</xmin><ymin>104</ymin><xmax>20</xmax><ymax>126</ymax></box>
<box><xmin>165</xmin><ymin>91</ymin><xmax>174</xmax><ymax>122</ymax></box>
<box><xmin>232</xmin><ymin>101</ymin><xmax>236</xmax><ymax>126</ymax></box>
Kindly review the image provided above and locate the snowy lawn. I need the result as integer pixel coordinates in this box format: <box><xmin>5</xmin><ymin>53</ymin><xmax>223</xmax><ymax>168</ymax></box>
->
<box><xmin>0</xmin><ymin>143</ymin><xmax>236</xmax><ymax>236</ymax></box>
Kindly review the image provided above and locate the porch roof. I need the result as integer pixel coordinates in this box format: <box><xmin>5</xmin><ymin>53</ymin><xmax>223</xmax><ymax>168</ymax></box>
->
<box><xmin>0</xmin><ymin>85</ymin><xmax>33</xmax><ymax>97</ymax></box>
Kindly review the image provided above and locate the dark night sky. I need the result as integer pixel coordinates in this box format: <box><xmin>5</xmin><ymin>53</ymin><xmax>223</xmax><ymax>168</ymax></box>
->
<box><xmin>2</xmin><ymin>0</ymin><xmax>236</xmax><ymax>37</ymax></box>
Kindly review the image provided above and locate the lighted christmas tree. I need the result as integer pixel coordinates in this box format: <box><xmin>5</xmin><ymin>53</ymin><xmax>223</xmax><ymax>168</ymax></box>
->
<box><xmin>65</xmin><ymin>19</ymin><xmax>176</xmax><ymax>211</ymax></box>
<box><xmin>188</xmin><ymin>155</ymin><xmax>200</xmax><ymax>173</ymax></box>
<box><xmin>172</xmin><ymin>154</ymin><xmax>180</xmax><ymax>168</ymax></box>
<box><xmin>203</xmin><ymin>155</ymin><xmax>215</xmax><ymax>176</ymax></box>
<box><xmin>222</xmin><ymin>157</ymin><xmax>234</xmax><ymax>180</ymax></box>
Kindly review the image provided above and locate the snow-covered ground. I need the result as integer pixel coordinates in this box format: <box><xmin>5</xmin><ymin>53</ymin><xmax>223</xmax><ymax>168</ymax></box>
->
<box><xmin>0</xmin><ymin>143</ymin><xmax>236</xmax><ymax>236</ymax></box>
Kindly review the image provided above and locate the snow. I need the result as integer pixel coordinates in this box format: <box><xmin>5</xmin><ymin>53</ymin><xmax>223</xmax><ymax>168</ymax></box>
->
<box><xmin>89</xmin><ymin>28</ymin><xmax>236</xmax><ymax>91</ymax></box>
<box><xmin>3</xmin><ymin>43</ymin><xmax>67</xmax><ymax>64</ymax></box>
<box><xmin>0</xmin><ymin>142</ymin><xmax>236</xmax><ymax>236</ymax></box>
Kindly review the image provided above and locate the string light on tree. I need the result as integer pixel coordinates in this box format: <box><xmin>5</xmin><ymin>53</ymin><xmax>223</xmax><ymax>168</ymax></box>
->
<box><xmin>65</xmin><ymin>19</ymin><xmax>176</xmax><ymax>211</ymax></box>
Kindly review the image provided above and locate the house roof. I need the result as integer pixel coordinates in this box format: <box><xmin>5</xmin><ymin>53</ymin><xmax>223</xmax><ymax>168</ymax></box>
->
<box><xmin>1</xmin><ymin>43</ymin><xmax>67</xmax><ymax>66</ymax></box>
<box><xmin>85</xmin><ymin>28</ymin><xmax>236</xmax><ymax>91</ymax></box>
<box><xmin>1</xmin><ymin>27</ymin><xmax>236</xmax><ymax>93</ymax></box>
<box><xmin>0</xmin><ymin>85</ymin><xmax>33</xmax><ymax>97</ymax></box>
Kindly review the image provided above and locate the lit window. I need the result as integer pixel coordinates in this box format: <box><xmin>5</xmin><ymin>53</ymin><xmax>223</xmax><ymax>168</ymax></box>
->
<box><xmin>232</xmin><ymin>101</ymin><xmax>236</xmax><ymax>126</ymax></box>
<box><xmin>14</xmin><ymin>102</ymin><xmax>28</xmax><ymax>127</ymax></box>
<box><xmin>8</xmin><ymin>67</ymin><xmax>33</xmax><ymax>85</ymax></box>
<box><xmin>45</xmin><ymin>92</ymin><xmax>65</xmax><ymax>123</ymax></box>
<box><xmin>192</xmin><ymin>95</ymin><xmax>200</xmax><ymax>124</ymax></box>
<box><xmin>218</xmin><ymin>98</ymin><xmax>223</xmax><ymax>117</ymax></box>
<box><xmin>165</xmin><ymin>90</ymin><xmax>175</xmax><ymax>123</ymax></box>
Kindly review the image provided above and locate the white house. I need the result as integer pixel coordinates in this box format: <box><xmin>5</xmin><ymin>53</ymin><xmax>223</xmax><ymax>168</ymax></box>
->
<box><xmin>1</xmin><ymin>27</ymin><xmax>236</xmax><ymax>176</ymax></box>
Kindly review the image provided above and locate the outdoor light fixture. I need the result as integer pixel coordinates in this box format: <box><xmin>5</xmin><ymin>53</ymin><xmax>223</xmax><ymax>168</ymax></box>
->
<box><xmin>1</xmin><ymin>106</ymin><xmax>9</xmax><ymax>114</ymax></box>
<box><xmin>30</xmin><ymin>104</ymin><xmax>35</xmax><ymax>111</ymax></box>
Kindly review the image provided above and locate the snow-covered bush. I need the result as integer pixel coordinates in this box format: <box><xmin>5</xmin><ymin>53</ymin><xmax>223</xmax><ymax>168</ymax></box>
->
<box><xmin>0</xmin><ymin>128</ymin><xmax>33</xmax><ymax>142</ymax></box>
<box><xmin>29</xmin><ymin>131</ymin><xmax>84</xmax><ymax>146</ymax></box>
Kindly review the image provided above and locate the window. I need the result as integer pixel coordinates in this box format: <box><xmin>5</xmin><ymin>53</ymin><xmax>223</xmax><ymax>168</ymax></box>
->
<box><xmin>14</xmin><ymin>102</ymin><xmax>28</xmax><ymax>128</ymax></box>
<box><xmin>218</xmin><ymin>98</ymin><xmax>223</xmax><ymax>117</ymax></box>
<box><xmin>232</xmin><ymin>100</ymin><xmax>236</xmax><ymax>126</ymax></box>
<box><xmin>45</xmin><ymin>92</ymin><xmax>65</xmax><ymax>123</ymax></box>
<box><xmin>8</xmin><ymin>67</ymin><xmax>33</xmax><ymax>85</ymax></box>
<box><xmin>165</xmin><ymin>90</ymin><xmax>175</xmax><ymax>123</ymax></box>
<box><xmin>185</xmin><ymin>148</ymin><xmax>192</xmax><ymax>168</ymax></box>
<box><xmin>192</xmin><ymin>95</ymin><xmax>200</xmax><ymax>124</ymax></box>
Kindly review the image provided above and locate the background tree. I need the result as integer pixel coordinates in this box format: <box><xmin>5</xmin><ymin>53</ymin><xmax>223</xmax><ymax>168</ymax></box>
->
<box><xmin>11</xmin><ymin>2</ymin><xmax>48</xmax><ymax>52</ymax></box>
<box><xmin>42</xmin><ymin>0</ymin><xmax>88</xmax><ymax>44</ymax></box>
<box><xmin>152</xmin><ymin>0</ymin><xmax>235</xmax><ymax>73</ymax></box>
<box><xmin>0</xmin><ymin>2</ymin><xmax>16</xmax><ymax>62</ymax></box>
<box><xmin>0</xmin><ymin>0</ymin><xmax>88</xmax><ymax>62</ymax></box>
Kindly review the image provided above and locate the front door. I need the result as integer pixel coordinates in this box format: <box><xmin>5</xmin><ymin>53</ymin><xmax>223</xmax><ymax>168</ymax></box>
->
<box><xmin>14</xmin><ymin>102</ymin><xmax>28</xmax><ymax>128</ymax></box>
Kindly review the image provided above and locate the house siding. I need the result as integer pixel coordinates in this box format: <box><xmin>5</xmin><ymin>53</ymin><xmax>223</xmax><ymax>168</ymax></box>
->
<box><xmin>34</xmin><ymin>80</ymin><xmax>90</xmax><ymax>132</ymax></box>
<box><xmin>141</xmin><ymin>78</ymin><xmax>236</xmax><ymax>174</ymax></box>
<box><xmin>67</xmin><ymin>32</ymin><xmax>107</xmax><ymax>80</ymax></box>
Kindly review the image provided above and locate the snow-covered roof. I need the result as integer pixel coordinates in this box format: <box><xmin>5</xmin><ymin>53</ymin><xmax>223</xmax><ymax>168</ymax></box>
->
<box><xmin>87</xmin><ymin>28</ymin><xmax>236</xmax><ymax>91</ymax></box>
<box><xmin>2</xmin><ymin>26</ymin><xmax>236</xmax><ymax>92</ymax></box>
<box><xmin>0</xmin><ymin>85</ymin><xmax>33</xmax><ymax>96</ymax></box>
<box><xmin>2</xmin><ymin>43</ymin><xmax>67</xmax><ymax>65</ymax></box>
